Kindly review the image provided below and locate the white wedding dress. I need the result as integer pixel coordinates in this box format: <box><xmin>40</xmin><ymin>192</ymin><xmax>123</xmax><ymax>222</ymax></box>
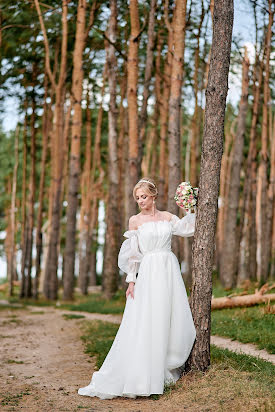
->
<box><xmin>78</xmin><ymin>213</ymin><xmax>196</xmax><ymax>399</ymax></box>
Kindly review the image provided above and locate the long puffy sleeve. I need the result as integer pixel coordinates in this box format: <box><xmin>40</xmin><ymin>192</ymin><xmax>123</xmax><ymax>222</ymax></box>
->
<box><xmin>118</xmin><ymin>230</ymin><xmax>143</xmax><ymax>283</ymax></box>
<box><xmin>171</xmin><ymin>212</ymin><xmax>196</xmax><ymax>237</ymax></box>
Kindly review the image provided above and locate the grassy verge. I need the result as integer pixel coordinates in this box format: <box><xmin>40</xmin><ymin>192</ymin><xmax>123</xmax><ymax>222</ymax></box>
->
<box><xmin>211</xmin><ymin>304</ymin><xmax>275</xmax><ymax>354</ymax></box>
<box><xmin>80</xmin><ymin>319</ymin><xmax>274</xmax><ymax>409</ymax></box>
<box><xmin>61</xmin><ymin>289</ymin><xmax>126</xmax><ymax>314</ymax></box>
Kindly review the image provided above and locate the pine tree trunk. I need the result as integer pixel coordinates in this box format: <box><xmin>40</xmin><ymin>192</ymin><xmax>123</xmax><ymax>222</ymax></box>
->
<box><xmin>118</xmin><ymin>62</ymin><xmax>127</xmax><ymax>236</ymax></box>
<box><xmin>190</xmin><ymin>3</ymin><xmax>205</xmax><ymax>187</ymax></box>
<box><xmin>20</xmin><ymin>104</ymin><xmax>28</xmax><ymax>298</ymax></box>
<box><xmin>78</xmin><ymin>93</ymin><xmax>92</xmax><ymax>295</ymax></box>
<box><xmin>25</xmin><ymin>91</ymin><xmax>37</xmax><ymax>297</ymax></box>
<box><xmin>127</xmin><ymin>0</ymin><xmax>140</xmax><ymax>218</ymax></box>
<box><xmin>256</xmin><ymin>1</ymin><xmax>273</xmax><ymax>283</ymax></box>
<box><xmin>89</xmin><ymin>198</ymin><xmax>99</xmax><ymax>287</ymax></box>
<box><xmin>35</xmin><ymin>0</ymin><xmax>68</xmax><ymax>299</ymax></box>
<box><xmin>158</xmin><ymin>27</ymin><xmax>173</xmax><ymax>210</ymax></box>
<box><xmin>138</xmin><ymin>0</ymin><xmax>157</xmax><ymax>167</ymax></box>
<box><xmin>34</xmin><ymin>75</ymin><xmax>49</xmax><ymax>299</ymax></box>
<box><xmin>8</xmin><ymin>127</ymin><xmax>19</xmax><ymax>296</ymax></box>
<box><xmin>103</xmin><ymin>0</ymin><xmax>120</xmax><ymax>299</ymax></box>
<box><xmin>238</xmin><ymin>56</ymin><xmax>263</xmax><ymax>285</ymax></box>
<box><xmin>220</xmin><ymin>49</ymin><xmax>249</xmax><ymax>288</ymax></box>
<box><xmin>43</xmin><ymin>87</ymin><xmax>66</xmax><ymax>300</ymax></box>
<box><xmin>167</xmin><ymin>0</ymin><xmax>187</xmax><ymax>215</ymax></box>
<box><xmin>216</xmin><ymin>126</ymin><xmax>234</xmax><ymax>271</ymax></box>
<box><xmin>63</xmin><ymin>0</ymin><xmax>87</xmax><ymax>301</ymax></box>
<box><xmin>269</xmin><ymin>115</ymin><xmax>275</xmax><ymax>278</ymax></box>
<box><xmin>187</xmin><ymin>0</ymin><xmax>233</xmax><ymax>372</ymax></box>
<box><xmin>167</xmin><ymin>0</ymin><xmax>187</xmax><ymax>259</ymax></box>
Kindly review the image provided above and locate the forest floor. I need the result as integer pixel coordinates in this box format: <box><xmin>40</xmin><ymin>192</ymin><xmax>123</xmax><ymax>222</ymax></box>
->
<box><xmin>0</xmin><ymin>305</ymin><xmax>274</xmax><ymax>412</ymax></box>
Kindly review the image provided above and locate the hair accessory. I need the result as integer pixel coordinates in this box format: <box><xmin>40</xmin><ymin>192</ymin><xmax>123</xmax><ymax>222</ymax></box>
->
<box><xmin>138</xmin><ymin>179</ymin><xmax>156</xmax><ymax>187</ymax></box>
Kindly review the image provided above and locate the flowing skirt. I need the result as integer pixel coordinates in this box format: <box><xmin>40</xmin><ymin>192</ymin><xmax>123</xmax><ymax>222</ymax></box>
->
<box><xmin>78</xmin><ymin>250</ymin><xmax>196</xmax><ymax>399</ymax></box>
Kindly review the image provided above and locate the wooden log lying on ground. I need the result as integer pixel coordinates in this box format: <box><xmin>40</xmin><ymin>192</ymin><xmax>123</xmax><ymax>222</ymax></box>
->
<box><xmin>212</xmin><ymin>293</ymin><xmax>275</xmax><ymax>309</ymax></box>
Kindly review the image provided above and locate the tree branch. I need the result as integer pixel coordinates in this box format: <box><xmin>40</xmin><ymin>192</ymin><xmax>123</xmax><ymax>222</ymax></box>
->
<box><xmin>33</xmin><ymin>0</ymin><xmax>56</xmax><ymax>89</ymax></box>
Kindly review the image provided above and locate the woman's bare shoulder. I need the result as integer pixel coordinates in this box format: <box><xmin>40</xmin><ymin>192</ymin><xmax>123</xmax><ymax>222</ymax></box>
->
<box><xmin>128</xmin><ymin>214</ymin><xmax>139</xmax><ymax>230</ymax></box>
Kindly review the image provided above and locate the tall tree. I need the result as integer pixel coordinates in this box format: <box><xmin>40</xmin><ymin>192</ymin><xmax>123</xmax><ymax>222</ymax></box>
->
<box><xmin>167</xmin><ymin>0</ymin><xmax>187</xmax><ymax>215</ymax></box>
<box><xmin>255</xmin><ymin>0</ymin><xmax>274</xmax><ymax>283</ymax></box>
<box><xmin>220</xmin><ymin>48</ymin><xmax>250</xmax><ymax>288</ymax></box>
<box><xmin>238</xmin><ymin>52</ymin><xmax>263</xmax><ymax>285</ymax></box>
<box><xmin>8</xmin><ymin>126</ymin><xmax>19</xmax><ymax>296</ymax></box>
<box><xmin>63</xmin><ymin>0</ymin><xmax>88</xmax><ymax>300</ymax></box>
<box><xmin>187</xmin><ymin>0</ymin><xmax>234</xmax><ymax>371</ymax></box>
<box><xmin>190</xmin><ymin>0</ymin><xmax>205</xmax><ymax>188</ymax></box>
<box><xmin>102</xmin><ymin>0</ymin><xmax>121</xmax><ymax>299</ymax></box>
<box><xmin>138</xmin><ymin>0</ymin><xmax>157</xmax><ymax>166</ymax></box>
<box><xmin>35</xmin><ymin>0</ymin><xmax>69</xmax><ymax>299</ymax></box>
<box><xmin>34</xmin><ymin>75</ymin><xmax>50</xmax><ymax>299</ymax></box>
<box><xmin>127</xmin><ymin>0</ymin><xmax>140</xmax><ymax>218</ymax></box>
<box><xmin>24</xmin><ymin>84</ymin><xmax>37</xmax><ymax>297</ymax></box>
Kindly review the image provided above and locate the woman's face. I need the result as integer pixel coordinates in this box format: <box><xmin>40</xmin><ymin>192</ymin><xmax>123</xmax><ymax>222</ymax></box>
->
<box><xmin>135</xmin><ymin>188</ymin><xmax>154</xmax><ymax>211</ymax></box>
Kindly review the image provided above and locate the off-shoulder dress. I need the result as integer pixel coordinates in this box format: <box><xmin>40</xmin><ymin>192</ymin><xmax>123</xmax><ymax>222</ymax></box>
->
<box><xmin>78</xmin><ymin>213</ymin><xmax>196</xmax><ymax>399</ymax></box>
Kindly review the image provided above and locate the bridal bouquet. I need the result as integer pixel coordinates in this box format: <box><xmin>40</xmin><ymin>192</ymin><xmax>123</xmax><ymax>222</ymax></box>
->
<box><xmin>174</xmin><ymin>181</ymin><xmax>198</xmax><ymax>211</ymax></box>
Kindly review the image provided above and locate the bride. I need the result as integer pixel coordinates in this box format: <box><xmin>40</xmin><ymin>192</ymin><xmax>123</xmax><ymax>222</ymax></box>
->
<box><xmin>78</xmin><ymin>177</ymin><xmax>196</xmax><ymax>399</ymax></box>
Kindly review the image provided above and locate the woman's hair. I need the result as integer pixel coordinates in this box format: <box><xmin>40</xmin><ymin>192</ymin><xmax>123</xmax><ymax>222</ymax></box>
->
<box><xmin>133</xmin><ymin>177</ymin><xmax>158</xmax><ymax>202</ymax></box>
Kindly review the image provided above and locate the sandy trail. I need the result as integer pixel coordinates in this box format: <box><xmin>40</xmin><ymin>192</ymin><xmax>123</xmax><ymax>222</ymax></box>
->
<box><xmin>0</xmin><ymin>306</ymin><xmax>187</xmax><ymax>412</ymax></box>
<box><xmin>0</xmin><ymin>306</ymin><xmax>273</xmax><ymax>411</ymax></box>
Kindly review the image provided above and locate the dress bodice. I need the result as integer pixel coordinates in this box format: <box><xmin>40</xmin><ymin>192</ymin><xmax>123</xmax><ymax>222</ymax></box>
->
<box><xmin>128</xmin><ymin>220</ymin><xmax>172</xmax><ymax>255</ymax></box>
<box><xmin>118</xmin><ymin>213</ymin><xmax>196</xmax><ymax>283</ymax></box>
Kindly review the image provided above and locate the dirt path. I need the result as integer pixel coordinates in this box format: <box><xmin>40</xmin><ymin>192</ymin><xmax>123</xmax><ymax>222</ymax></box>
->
<box><xmin>58</xmin><ymin>309</ymin><xmax>275</xmax><ymax>365</ymax></box>
<box><xmin>0</xmin><ymin>306</ymin><xmax>191</xmax><ymax>412</ymax></box>
<box><xmin>210</xmin><ymin>335</ymin><xmax>275</xmax><ymax>364</ymax></box>
<box><xmin>0</xmin><ymin>306</ymin><xmax>273</xmax><ymax>412</ymax></box>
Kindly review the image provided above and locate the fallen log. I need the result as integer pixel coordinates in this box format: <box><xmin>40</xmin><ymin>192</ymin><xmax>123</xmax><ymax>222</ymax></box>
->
<box><xmin>211</xmin><ymin>293</ymin><xmax>275</xmax><ymax>310</ymax></box>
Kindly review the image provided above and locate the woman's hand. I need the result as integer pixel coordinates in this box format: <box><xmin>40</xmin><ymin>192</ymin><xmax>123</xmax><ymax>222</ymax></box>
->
<box><xmin>126</xmin><ymin>282</ymin><xmax>135</xmax><ymax>299</ymax></box>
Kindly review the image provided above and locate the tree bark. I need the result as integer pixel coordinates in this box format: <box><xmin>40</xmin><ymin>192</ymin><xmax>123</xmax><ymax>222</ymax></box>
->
<box><xmin>158</xmin><ymin>26</ymin><xmax>173</xmax><ymax>210</ymax></box>
<box><xmin>220</xmin><ymin>48</ymin><xmax>249</xmax><ymax>288</ymax></box>
<box><xmin>186</xmin><ymin>0</ymin><xmax>233</xmax><ymax>372</ymax></box>
<box><xmin>102</xmin><ymin>0</ymin><xmax>121</xmax><ymax>299</ymax></box>
<box><xmin>167</xmin><ymin>0</ymin><xmax>187</xmax><ymax>259</ymax></box>
<box><xmin>34</xmin><ymin>74</ymin><xmax>49</xmax><ymax>299</ymax></box>
<box><xmin>78</xmin><ymin>92</ymin><xmax>93</xmax><ymax>295</ymax></box>
<box><xmin>255</xmin><ymin>0</ymin><xmax>274</xmax><ymax>283</ymax></box>
<box><xmin>8</xmin><ymin>126</ymin><xmax>19</xmax><ymax>296</ymax></box>
<box><xmin>190</xmin><ymin>1</ymin><xmax>205</xmax><ymax>188</ymax></box>
<box><xmin>238</xmin><ymin>55</ymin><xmax>263</xmax><ymax>285</ymax></box>
<box><xmin>127</xmin><ymin>0</ymin><xmax>140</xmax><ymax>219</ymax></box>
<box><xmin>167</xmin><ymin>0</ymin><xmax>187</xmax><ymax>215</ymax></box>
<box><xmin>138</xmin><ymin>0</ymin><xmax>157</xmax><ymax>168</ymax></box>
<box><xmin>63</xmin><ymin>0</ymin><xmax>88</xmax><ymax>301</ymax></box>
<box><xmin>20</xmin><ymin>104</ymin><xmax>28</xmax><ymax>298</ymax></box>
<box><xmin>269</xmin><ymin>114</ymin><xmax>275</xmax><ymax>278</ymax></box>
<box><xmin>35</xmin><ymin>0</ymin><xmax>68</xmax><ymax>299</ymax></box>
<box><xmin>24</xmin><ymin>88</ymin><xmax>37</xmax><ymax>298</ymax></box>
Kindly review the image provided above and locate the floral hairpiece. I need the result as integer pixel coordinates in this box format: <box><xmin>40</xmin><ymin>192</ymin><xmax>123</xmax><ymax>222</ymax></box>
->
<box><xmin>138</xmin><ymin>179</ymin><xmax>156</xmax><ymax>187</ymax></box>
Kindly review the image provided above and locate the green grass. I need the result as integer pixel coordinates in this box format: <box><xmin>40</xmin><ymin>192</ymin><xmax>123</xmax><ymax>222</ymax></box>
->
<box><xmin>211</xmin><ymin>304</ymin><xmax>275</xmax><ymax>354</ymax></box>
<box><xmin>211</xmin><ymin>279</ymin><xmax>262</xmax><ymax>298</ymax></box>
<box><xmin>211</xmin><ymin>345</ymin><xmax>275</xmax><ymax>390</ymax></box>
<box><xmin>80</xmin><ymin>318</ymin><xmax>275</xmax><ymax>404</ymax></box>
<box><xmin>7</xmin><ymin>359</ymin><xmax>24</xmax><ymax>364</ymax></box>
<box><xmin>61</xmin><ymin>290</ymin><xmax>126</xmax><ymax>314</ymax></box>
<box><xmin>80</xmin><ymin>320</ymin><xmax>120</xmax><ymax>369</ymax></box>
<box><xmin>0</xmin><ymin>390</ymin><xmax>31</xmax><ymax>407</ymax></box>
<box><xmin>62</xmin><ymin>313</ymin><xmax>85</xmax><ymax>320</ymax></box>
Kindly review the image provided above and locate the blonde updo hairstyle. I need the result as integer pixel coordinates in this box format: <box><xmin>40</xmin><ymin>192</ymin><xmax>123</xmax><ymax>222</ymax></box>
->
<box><xmin>133</xmin><ymin>177</ymin><xmax>158</xmax><ymax>202</ymax></box>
